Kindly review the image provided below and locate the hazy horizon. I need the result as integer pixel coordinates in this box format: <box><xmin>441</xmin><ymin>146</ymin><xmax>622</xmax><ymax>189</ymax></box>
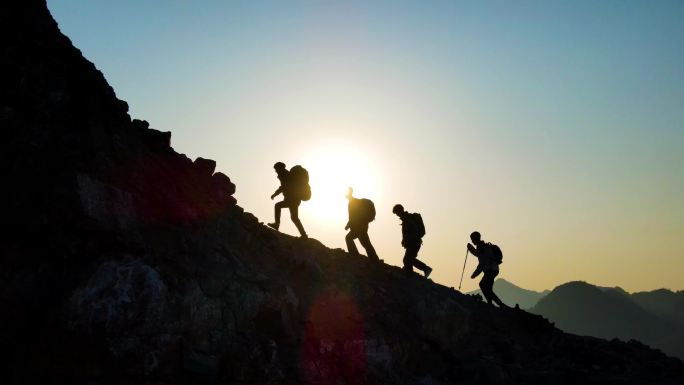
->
<box><xmin>47</xmin><ymin>1</ymin><xmax>684</xmax><ymax>293</ymax></box>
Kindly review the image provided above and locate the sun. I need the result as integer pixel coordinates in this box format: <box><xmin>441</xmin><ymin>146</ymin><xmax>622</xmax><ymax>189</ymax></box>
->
<box><xmin>298</xmin><ymin>146</ymin><xmax>382</xmax><ymax>223</ymax></box>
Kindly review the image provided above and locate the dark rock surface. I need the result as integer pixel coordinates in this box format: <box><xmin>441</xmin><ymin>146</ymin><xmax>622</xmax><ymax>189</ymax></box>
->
<box><xmin>1</xmin><ymin>1</ymin><xmax>683</xmax><ymax>384</ymax></box>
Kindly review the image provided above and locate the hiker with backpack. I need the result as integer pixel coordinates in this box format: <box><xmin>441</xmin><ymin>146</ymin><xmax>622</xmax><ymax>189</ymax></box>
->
<box><xmin>268</xmin><ymin>162</ymin><xmax>310</xmax><ymax>238</ymax></box>
<box><xmin>468</xmin><ymin>231</ymin><xmax>508</xmax><ymax>308</ymax></box>
<box><xmin>344</xmin><ymin>187</ymin><xmax>380</xmax><ymax>262</ymax></box>
<box><xmin>392</xmin><ymin>204</ymin><xmax>432</xmax><ymax>278</ymax></box>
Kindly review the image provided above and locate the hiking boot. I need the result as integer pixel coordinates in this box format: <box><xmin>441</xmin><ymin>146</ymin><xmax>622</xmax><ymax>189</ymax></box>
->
<box><xmin>424</xmin><ymin>267</ymin><xmax>433</xmax><ymax>279</ymax></box>
<box><xmin>267</xmin><ymin>222</ymin><xmax>280</xmax><ymax>230</ymax></box>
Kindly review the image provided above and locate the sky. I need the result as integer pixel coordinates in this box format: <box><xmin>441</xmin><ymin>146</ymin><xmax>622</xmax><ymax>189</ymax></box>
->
<box><xmin>47</xmin><ymin>1</ymin><xmax>684</xmax><ymax>293</ymax></box>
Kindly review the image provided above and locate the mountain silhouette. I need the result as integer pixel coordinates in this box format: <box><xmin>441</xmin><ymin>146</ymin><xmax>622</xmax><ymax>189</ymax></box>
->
<box><xmin>2</xmin><ymin>1</ymin><xmax>683</xmax><ymax>384</ymax></box>
<box><xmin>630</xmin><ymin>289</ymin><xmax>684</xmax><ymax>360</ymax></box>
<box><xmin>530</xmin><ymin>281</ymin><xmax>684</xmax><ymax>359</ymax></box>
<box><xmin>468</xmin><ymin>278</ymin><xmax>549</xmax><ymax>309</ymax></box>
<box><xmin>631</xmin><ymin>289</ymin><xmax>684</xmax><ymax>325</ymax></box>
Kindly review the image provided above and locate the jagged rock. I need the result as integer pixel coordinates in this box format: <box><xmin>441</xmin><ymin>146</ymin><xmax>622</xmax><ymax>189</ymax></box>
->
<box><xmin>132</xmin><ymin>118</ymin><xmax>150</xmax><ymax>130</ymax></box>
<box><xmin>141</xmin><ymin>128</ymin><xmax>172</xmax><ymax>151</ymax></box>
<box><xmin>194</xmin><ymin>157</ymin><xmax>217</xmax><ymax>176</ymax></box>
<box><xmin>212</xmin><ymin>171</ymin><xmax>236</xmax><ymax>200</ymax></box>
<box><xmin>0</xmin><ymin>1</ymin><xmax>682</xmax><ymax>385</ymax></box>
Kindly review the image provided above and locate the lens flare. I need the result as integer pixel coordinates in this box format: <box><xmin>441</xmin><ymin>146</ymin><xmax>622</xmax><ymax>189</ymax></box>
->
<box><xmin>301</xmin><ymin>286</ymin><xmax>366</xmax><ymax>384</ymax></box>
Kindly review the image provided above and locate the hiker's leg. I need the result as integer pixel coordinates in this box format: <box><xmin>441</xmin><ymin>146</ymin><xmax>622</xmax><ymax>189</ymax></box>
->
<box><xmin>409</xmin><ymin>243</ymin><xmax>429</xmax><ymax>272</ymax></box>
<box><xmin>345</xmin><ymin>231</ymin><xmax>359</xmax><ymax>255</ymax></box>
<box><xmin>479</xmin><ymin>274</ymin><xmax>490</xmax><ymax>303</ymax></box>
<box><xmin>274</xmin><ymin>201</ymin><xmax>287</xmax><ymax>224</ymax></box>
<box><xmin>479</xmin><ymin>283</ymin><xmax>493</xmax><ymax>304</ymax></box>
<box><xmin>488</xmin><ymin>270</ymin><xmax>507</xmax><ymax>307</ymax></box>
<box><xmin>403</xmin><ymin>245</ymin><xmax>418</xmax><ymax>273</ymax></box>
<box><xmin>413</xmin><ymin>259</ymin><xmax>429</xmax><ymax>272</ymax></box>
<box><xmin>289</xmin><ymin>203</ymin><xmax>307</xmax><ymax>237</ymax></box>
<box><xmin>357</xmin><ymin>232</ymin><xmax>379</xmax><ymax>260</ymax></box>
<box><xmin>480</xmin><ymin>272</ymin><xmax>495</xmax><ymax>304</ymax></box>
<box><xmin>490</xmin><ymin>291</ymin><xmax>506</xmax><ymax>307</ymax></box>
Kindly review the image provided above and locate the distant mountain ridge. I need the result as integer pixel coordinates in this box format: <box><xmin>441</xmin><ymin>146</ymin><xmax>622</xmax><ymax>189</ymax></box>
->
<box><xmin>630</xmin><ymin>288</ymin><xmax>684</xmax><ymax>325</ymax></box>
<box><xmin>530</xmin><ymin>281</ymin><xmax>684</xmax><ymax>359</ymax></box>
<box><xmin>470</xmin><ymin>279</ymin><xmax>684</xmax><ymax>359</ymax></box>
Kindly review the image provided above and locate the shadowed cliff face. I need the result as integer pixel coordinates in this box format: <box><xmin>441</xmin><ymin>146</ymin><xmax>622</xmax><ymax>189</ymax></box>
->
<box><xmin>1</xmin><ymin>1</ymin><xmax>683</xmax><ymax>384</ymax></box>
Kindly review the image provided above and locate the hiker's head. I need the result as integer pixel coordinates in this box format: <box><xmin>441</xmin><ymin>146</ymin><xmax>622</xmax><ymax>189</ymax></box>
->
<box><xmin>273</xmin><ymin>162</ymin><xmax>286</xmax><ymax>171</ymax></box>
<box><xmin>470</xmin><ymin>231</ymin><xmax>482</xmax><ymax>244</ymax></box>
<box><xmin>392</xmin><ymin>204</ymin><xmax>405</xmax><ymax>217</ymax></box>
<box><xmin>345</xmin><ymin>187</ymin><xmax>353</xmax><ymax>200</ymax></box>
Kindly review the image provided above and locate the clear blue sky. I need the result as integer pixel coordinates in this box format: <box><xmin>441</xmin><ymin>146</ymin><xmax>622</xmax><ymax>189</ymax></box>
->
<box><xmin>48</xmin><ymin>1</ymin><xmax>684</xmax><ymax>292</ymax></box>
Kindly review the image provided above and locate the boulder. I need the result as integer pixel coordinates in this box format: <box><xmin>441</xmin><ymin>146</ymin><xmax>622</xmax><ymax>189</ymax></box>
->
<box><xmin>194</xmin><ymin>157</ymin><xmax>216</xmax><ymax>176</ymax></box>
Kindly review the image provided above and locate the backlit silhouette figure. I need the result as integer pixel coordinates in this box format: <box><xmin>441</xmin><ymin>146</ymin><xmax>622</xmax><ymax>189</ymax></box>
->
<box><xmin>393</xmin><ymin>204</ymin><xmax>432</xmax><ymax>278</ymax></box>
<box><xmin>344</xmin><ymin>187</ymin><xmax>380</xmax><ymax>262</ymax></box>
<box><xmin>268</xmin><ymin>162</ymin><xmax>309</xmax><ymax>238</ymax></box>
<box><xmin>468</xmin><ymin>231</ymin><xmax>507</xmax><ymax>307</ymax></box>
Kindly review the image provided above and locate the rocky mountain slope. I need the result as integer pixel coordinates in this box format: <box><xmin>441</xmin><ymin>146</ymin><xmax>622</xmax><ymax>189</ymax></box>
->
<box><xmin>2</xmin><ymin>1</ymin><xmax>683</xmax><ymax>384</ymax></box>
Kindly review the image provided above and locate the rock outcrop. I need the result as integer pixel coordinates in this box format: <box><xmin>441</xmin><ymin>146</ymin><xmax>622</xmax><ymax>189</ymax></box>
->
<box><xmin>1</xmin><ymin>1</ymin><xmax>683</xmax><ymax>384</ymax></box>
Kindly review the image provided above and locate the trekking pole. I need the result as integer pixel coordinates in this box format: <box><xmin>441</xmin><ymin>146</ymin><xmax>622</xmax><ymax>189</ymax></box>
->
<box><xmin>458</xmin><ymin>249</ymin><xmax>469</xmax><ymax>291</ymax></box>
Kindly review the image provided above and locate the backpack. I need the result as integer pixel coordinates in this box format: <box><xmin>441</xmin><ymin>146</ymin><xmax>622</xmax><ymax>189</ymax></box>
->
<box><xmin>288</xmin><ymin>165</ymin><xmax>311</xmax><ymax>201</ymax></box>
<box><xmin>411</xmin><ymin>213</ymin><xmax>426</xmax><ymax>238</ymax></box>
<box><xmin>487</xmin><ymin>242</ymin><xmax>503</xmax><ymax>264</ymax></box>
<box><xmin>351</xmin><ymin>198</ymin><xmax>376</xmax><ymax>224</ymax></box>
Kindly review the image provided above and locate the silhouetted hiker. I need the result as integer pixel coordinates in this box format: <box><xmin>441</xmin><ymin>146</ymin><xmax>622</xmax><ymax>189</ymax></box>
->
<box><xmin>345</xmin><ymin>187</ymin><xmax>380</xmax><ymax>262</ymax></box>
<box><xmin>393</xmin><ymin>204</ymin><xmax>432</xmax><ymax>278</ymax></box>
<box><xmin>468</xmin><ymin>231</ymin><xmax>508</xmax><ymax>308</ymax></box>
<box><xmin>268</xmin><ymin>162</ymin><xmax>310</xmax><ymax>238</ymax></box>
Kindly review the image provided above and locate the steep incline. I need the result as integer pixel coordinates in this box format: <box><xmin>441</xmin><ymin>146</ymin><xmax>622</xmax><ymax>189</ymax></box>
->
<box><xmin>1</xmin><ymin>2</ymin><xmax>683</xmax><ymax>384</ymax></box>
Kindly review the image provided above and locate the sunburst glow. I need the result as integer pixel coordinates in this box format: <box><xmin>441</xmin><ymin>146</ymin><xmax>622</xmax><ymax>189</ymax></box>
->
<box><xmin>299</xmin><ymin>146</ymin><xmax>382</xmax><ymax>223</ymax></box>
